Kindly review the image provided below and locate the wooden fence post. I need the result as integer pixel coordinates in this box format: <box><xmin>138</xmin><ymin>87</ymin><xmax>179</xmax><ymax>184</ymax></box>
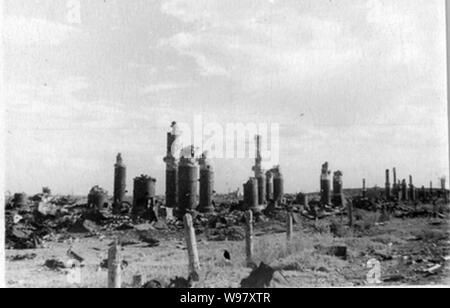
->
<box><xmin>347</xmin><ymin>199</ymin><xmax>354</xmax><ymax>228</ymax></box>
<box><xmin>184</xmin><ymin>213</ymin><xmax>200</xmax><ymax>281</ymax></box>
<box><xmin>286</xmin><ymin>210</ymin><xmax>293</xmax><ymax>242</ymax></box>
<box><xmin>108</xmin><ymin>240</ymin><xmax>121</xmax><ymax>288</ymax></box>
<box><xmin>245</xmin><ymin>210</ymin><xmax>254</xmax><ymax>268</ymax></box>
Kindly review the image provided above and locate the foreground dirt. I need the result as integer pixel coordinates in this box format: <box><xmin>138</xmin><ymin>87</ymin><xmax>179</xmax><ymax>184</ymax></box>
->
<box><xmin>5</xmin><ymin>216</ymin><xmax>450</xmax><ymax>288</ymax></box>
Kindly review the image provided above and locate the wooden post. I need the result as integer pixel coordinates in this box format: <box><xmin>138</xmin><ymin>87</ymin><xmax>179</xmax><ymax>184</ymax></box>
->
<box><xmin>340</xmin><ymin>194</ymin><xmax>346</xmax><ymax>224</ymax></box>
<box><xmin>108</xmin><ymin>240</ymin><xmax>121</xmax><ymax>289</ymax></box>
<box><xmin>245</xmin><ymin>210</ymin><xmax>254</xmax><ymax>268</ymax></box>
<box><xmin>347</xmin><ymin>199</ymin><xmax>354</xmax><ymax>227</ymax></box>
<box><xmin>183</xmin><ymin>214</ymin><xmax>200</xmax><ymax>282</ymax></box>
<box><xmin>286</xmin><ymin>210</ymin><xmax>293</xmax><ymax>242</ymax></box>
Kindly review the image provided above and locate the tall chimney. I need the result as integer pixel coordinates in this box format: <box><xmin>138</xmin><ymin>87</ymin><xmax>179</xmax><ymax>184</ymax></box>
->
<box><xmin>332</xmin><ymin>171</ymin><xmax>344</xmax><ymax>206</ymax></box>
<box><xmin>385</xmin><ymin>169</ymin><xmax>391</xmax><ymax>200</ymax></box>
<box><xmin>252</xmin><ymin>135</ymin><xmax>266</xmax><ymax>205</ymax></box>
<box><xmin>163</xmin><ymin>123</ymin><xmax>179</xmax><ymax>209</ymax></box>
<box><xmin>198</xmin><ymin>152</ymin><xmax>214</xmax><ymax>213</ymax></box>
<box><xmin>113</xmin><ymin>153</ymin><xmax>127</xmax><ymax>214</ymax></box>
<box><xmin>320</xmin><ymin>162</ymin><xmax>331</xmax><ymax>205</ymax></box>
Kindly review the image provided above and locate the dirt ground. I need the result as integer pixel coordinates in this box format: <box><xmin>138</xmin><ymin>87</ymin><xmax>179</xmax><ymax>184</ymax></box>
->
<box><xmin>5</xmin><ymin>214</ymin><xmax>450</xmax><ymax>288</ymax></box>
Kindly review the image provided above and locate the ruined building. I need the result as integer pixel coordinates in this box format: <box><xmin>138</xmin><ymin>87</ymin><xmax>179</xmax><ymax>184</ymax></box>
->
<box><xmin>88</xmin><ymin>186</ymin><xmax>109</xmax><ymax>211</ymax></box>
<box><xmin>320</xmin><ymin>162</ymin><xmax>332</xmax><ymax>205</ymax></box>
<box><xmin>401</xmin><ymin>179</ymin><xmax>408</xmax><ymax>201</ymax></box>
<box><xmin>265</xmin><ymin>170</ymin><xmax>274</xmax><ymax>202</ymax></box>
<box><xmin>198</xmin><ymin>152</ymin><xmax>214</xmax><ymax>213</ymax></box>
<box><xmin>362</xmin><ymin>179</ymin><xmax>367</xmax><ymax>199</ymax></box>
<box><xmin>409</xmin><ymin>176</ymin><xmax>416</xmax><ymax>202</ymax></box>
<box><xmin>272</xmin><ymin>166</ymin><xmax>284</xmax><ymax>204</ymax></box>
<box><xmin>252</xmin><ymin>135</ymin><xmax>266</xmax><ymax>205</ymax></box>
<box><xmin>385</xmin><ymin>169</ymin><xmax>391</xmax><ymax>200</ymax></box>
<box><xmin>332</xmin><ymin>171</ymin><xmax>344</xmax><ymax>206</ymax></box>
<box><xmin>113</xmin><ymin>153</ymin><xmax>127</xmax><ymax>214</ymax></box>
<box><xmin>177</xmin><ymin>151</ymin><xmax>199</xmax><ymax>217</ymax></box>
<box><xmin>132</xmin><ymin>175</ymin><xmax>157</xmax><ymax>221</ymax></box>
<box><xmin>392</xmin><ymin>167</ymin><xmax>398</xmax><ymax>197</ymax></box>
<box><xmin>163</xmin><ymin>122</ymin><xmax>179</xmax><ymax>209</ymax></box>
<box><xmin>244</xmin><ymin>177</ymin><xmax>258</xmax><ymax>211</ymax></box>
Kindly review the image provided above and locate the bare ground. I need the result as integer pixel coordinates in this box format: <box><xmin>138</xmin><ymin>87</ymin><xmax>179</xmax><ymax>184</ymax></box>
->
<box><xmin>5</xmin><ymin>215</ymin><xmax>450</xmax><ymax>288</ymax></box>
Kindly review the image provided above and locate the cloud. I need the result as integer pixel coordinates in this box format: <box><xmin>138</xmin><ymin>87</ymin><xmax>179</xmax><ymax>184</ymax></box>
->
<box><xmin>159</xmin><ymin>32</ymin><xmax>230</xmax><ymax>76</ymax></box>
<box><xmin>142</xmin><ymin>82</ymin><xmax>197</xmax><ymax>94</ymax></box>
<box><xmin>3</xmin><ymin>0</ymin><xmax>447</xmax><ymax>194</ymax></box>
<box><xmin>159</xmin><ymin>0</ymin><xmax>442</xmax><ymax>88</ymax></box>
<box><xmin>3</xmin><ymin>15</ymin><xmax>79</xmax><ymax>46</ymax></box>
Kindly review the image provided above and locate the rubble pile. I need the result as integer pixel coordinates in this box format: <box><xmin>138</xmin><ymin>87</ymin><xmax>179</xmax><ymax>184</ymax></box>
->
<box><xmin>352</xmin><ymin>197</ymin><xmax>448</xmax><ymax>219</ymax></box>
<box><xmin>4</xmin><ymin>193</ymin><xmax>157</xmax><ymax>249</ymax></box>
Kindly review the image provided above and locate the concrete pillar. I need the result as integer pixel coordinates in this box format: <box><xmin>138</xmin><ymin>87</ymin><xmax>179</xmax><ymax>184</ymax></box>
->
<box><xmin>198</xmin><ymin>153</ymin><xmax>214</xmax><ymax>213</ymax></box>
<box><xmin>113</xmin><ymin>153</ymin><xmax>126</xmax><ymax>213</ymax></box>
<box><xmin>332</xmin><ymin>171</ymin><xmax>344</xmax><ymax>206</ymax></box>
<box><xmin>320</xmin><ymin>162</ymin><xmax>332</xmax><ymax>205</ymax></box>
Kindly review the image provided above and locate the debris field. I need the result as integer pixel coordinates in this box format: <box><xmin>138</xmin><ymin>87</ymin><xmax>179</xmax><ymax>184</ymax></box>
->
<box><xmin>4</xmin><ymin>124</ymin><xmax>450</xmax><ymax>288</ymax></box>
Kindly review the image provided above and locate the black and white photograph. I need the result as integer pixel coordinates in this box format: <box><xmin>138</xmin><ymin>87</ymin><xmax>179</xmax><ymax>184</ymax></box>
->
<box><xmin>1</xmin><ymin>0</ymin><xmax>449</xmax><ymax>291</ymax></box>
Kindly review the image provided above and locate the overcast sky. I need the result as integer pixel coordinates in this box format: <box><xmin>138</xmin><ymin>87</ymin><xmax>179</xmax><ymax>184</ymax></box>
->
<box><xmin>3</xmin><ymin>0</ymin><xmax>449</xmax><ymax>195</ymax></box>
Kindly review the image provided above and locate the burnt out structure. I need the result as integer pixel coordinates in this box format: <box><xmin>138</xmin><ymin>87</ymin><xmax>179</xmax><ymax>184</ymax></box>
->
<box><xmin>332</xmin><ymin>171</ymin><xmax>344</xmax><ymax>206</ymax></box>
<box><xmin>409</xmin><ymin>175</ymin><xmax>416</xmax><ymax>202</ymax></box>
<box><xmin>244</xmin><ymin>177</ymin><xmax>258</xmax><ymax>211</ymax></box>
<box><xmin>265</xmin><ymin>170</ymin><xmax>274</xmax><ymax>202</ymax></box>
<box><xmin>163</xmin><ymin>123</ymin><xmax>179</xmax><ymax>209</ymax></box>
<box><xmin>12</xmin><ymin>193</ymin><xmax>28</xmax><ymax>208</ymax></box>
<box><xmin>441</xmin><ymin>178</ymin><xmax>448</xmax><ymax>202</ymax></box>
<box><xmin>320</xmin><ymin>162</ymin><xmax>332</xmax><ymax>205</ymax></box>
<box><xmin>420</xmin><ymin>186</ymin><xmax>427</xmax><ymax>203</ymax></box>
<box><xmin>177</xmin><ymin>154</ymin><xmax>199</xmax><ymax>216</ymax></box>
<box><xmin>113</xmin><ymin>153</ymin><xmax>127</xmax><ymax>213</ymax></box>
<box><xmin>385</xmin><ymin>169</ymin><xmax>391</xmax><ymax>200</ymax></box>
<box><xmin>272</xmin><ymin>166</ymin><xmax>284</xmax><ymax>205</ymax></box>
<box><xmin>362</xmin><ymin>179</ymin><xmax>367</xmax><ymax>199</ymax></box>
<box><xmin>132</xmin><ymin>175</ymin><xmax>157</xmax><ymax>220</ymax></box>
<box><xmin>198</xmin><ymin>152</ymin><xmax>214</xmax><ymax>213</ymax></box>
<box><xmin>88</xmin><ymin>186</ymin><xmax>109</xmax><ymax>210</ymax></box>
<box><xmin>392</xmin><ymin>168</ymin><xmax>398</xmax><ymax>195</ymax></box>
<box><xmin>252</xmin><ymin>135</ymin><xmax>266</xmax><ymax>206</ymax></box>
<box><xmin>401</xmin><ymin>179</ymin><xmax>408</xmax><ymax>201</ymax></box>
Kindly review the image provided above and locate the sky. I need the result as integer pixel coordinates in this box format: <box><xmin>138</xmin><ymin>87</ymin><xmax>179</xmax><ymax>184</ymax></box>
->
<box><xmin>2</xmin><ymin>0</ymin><xmax>449</xmax><ymax>196</ymax></box>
